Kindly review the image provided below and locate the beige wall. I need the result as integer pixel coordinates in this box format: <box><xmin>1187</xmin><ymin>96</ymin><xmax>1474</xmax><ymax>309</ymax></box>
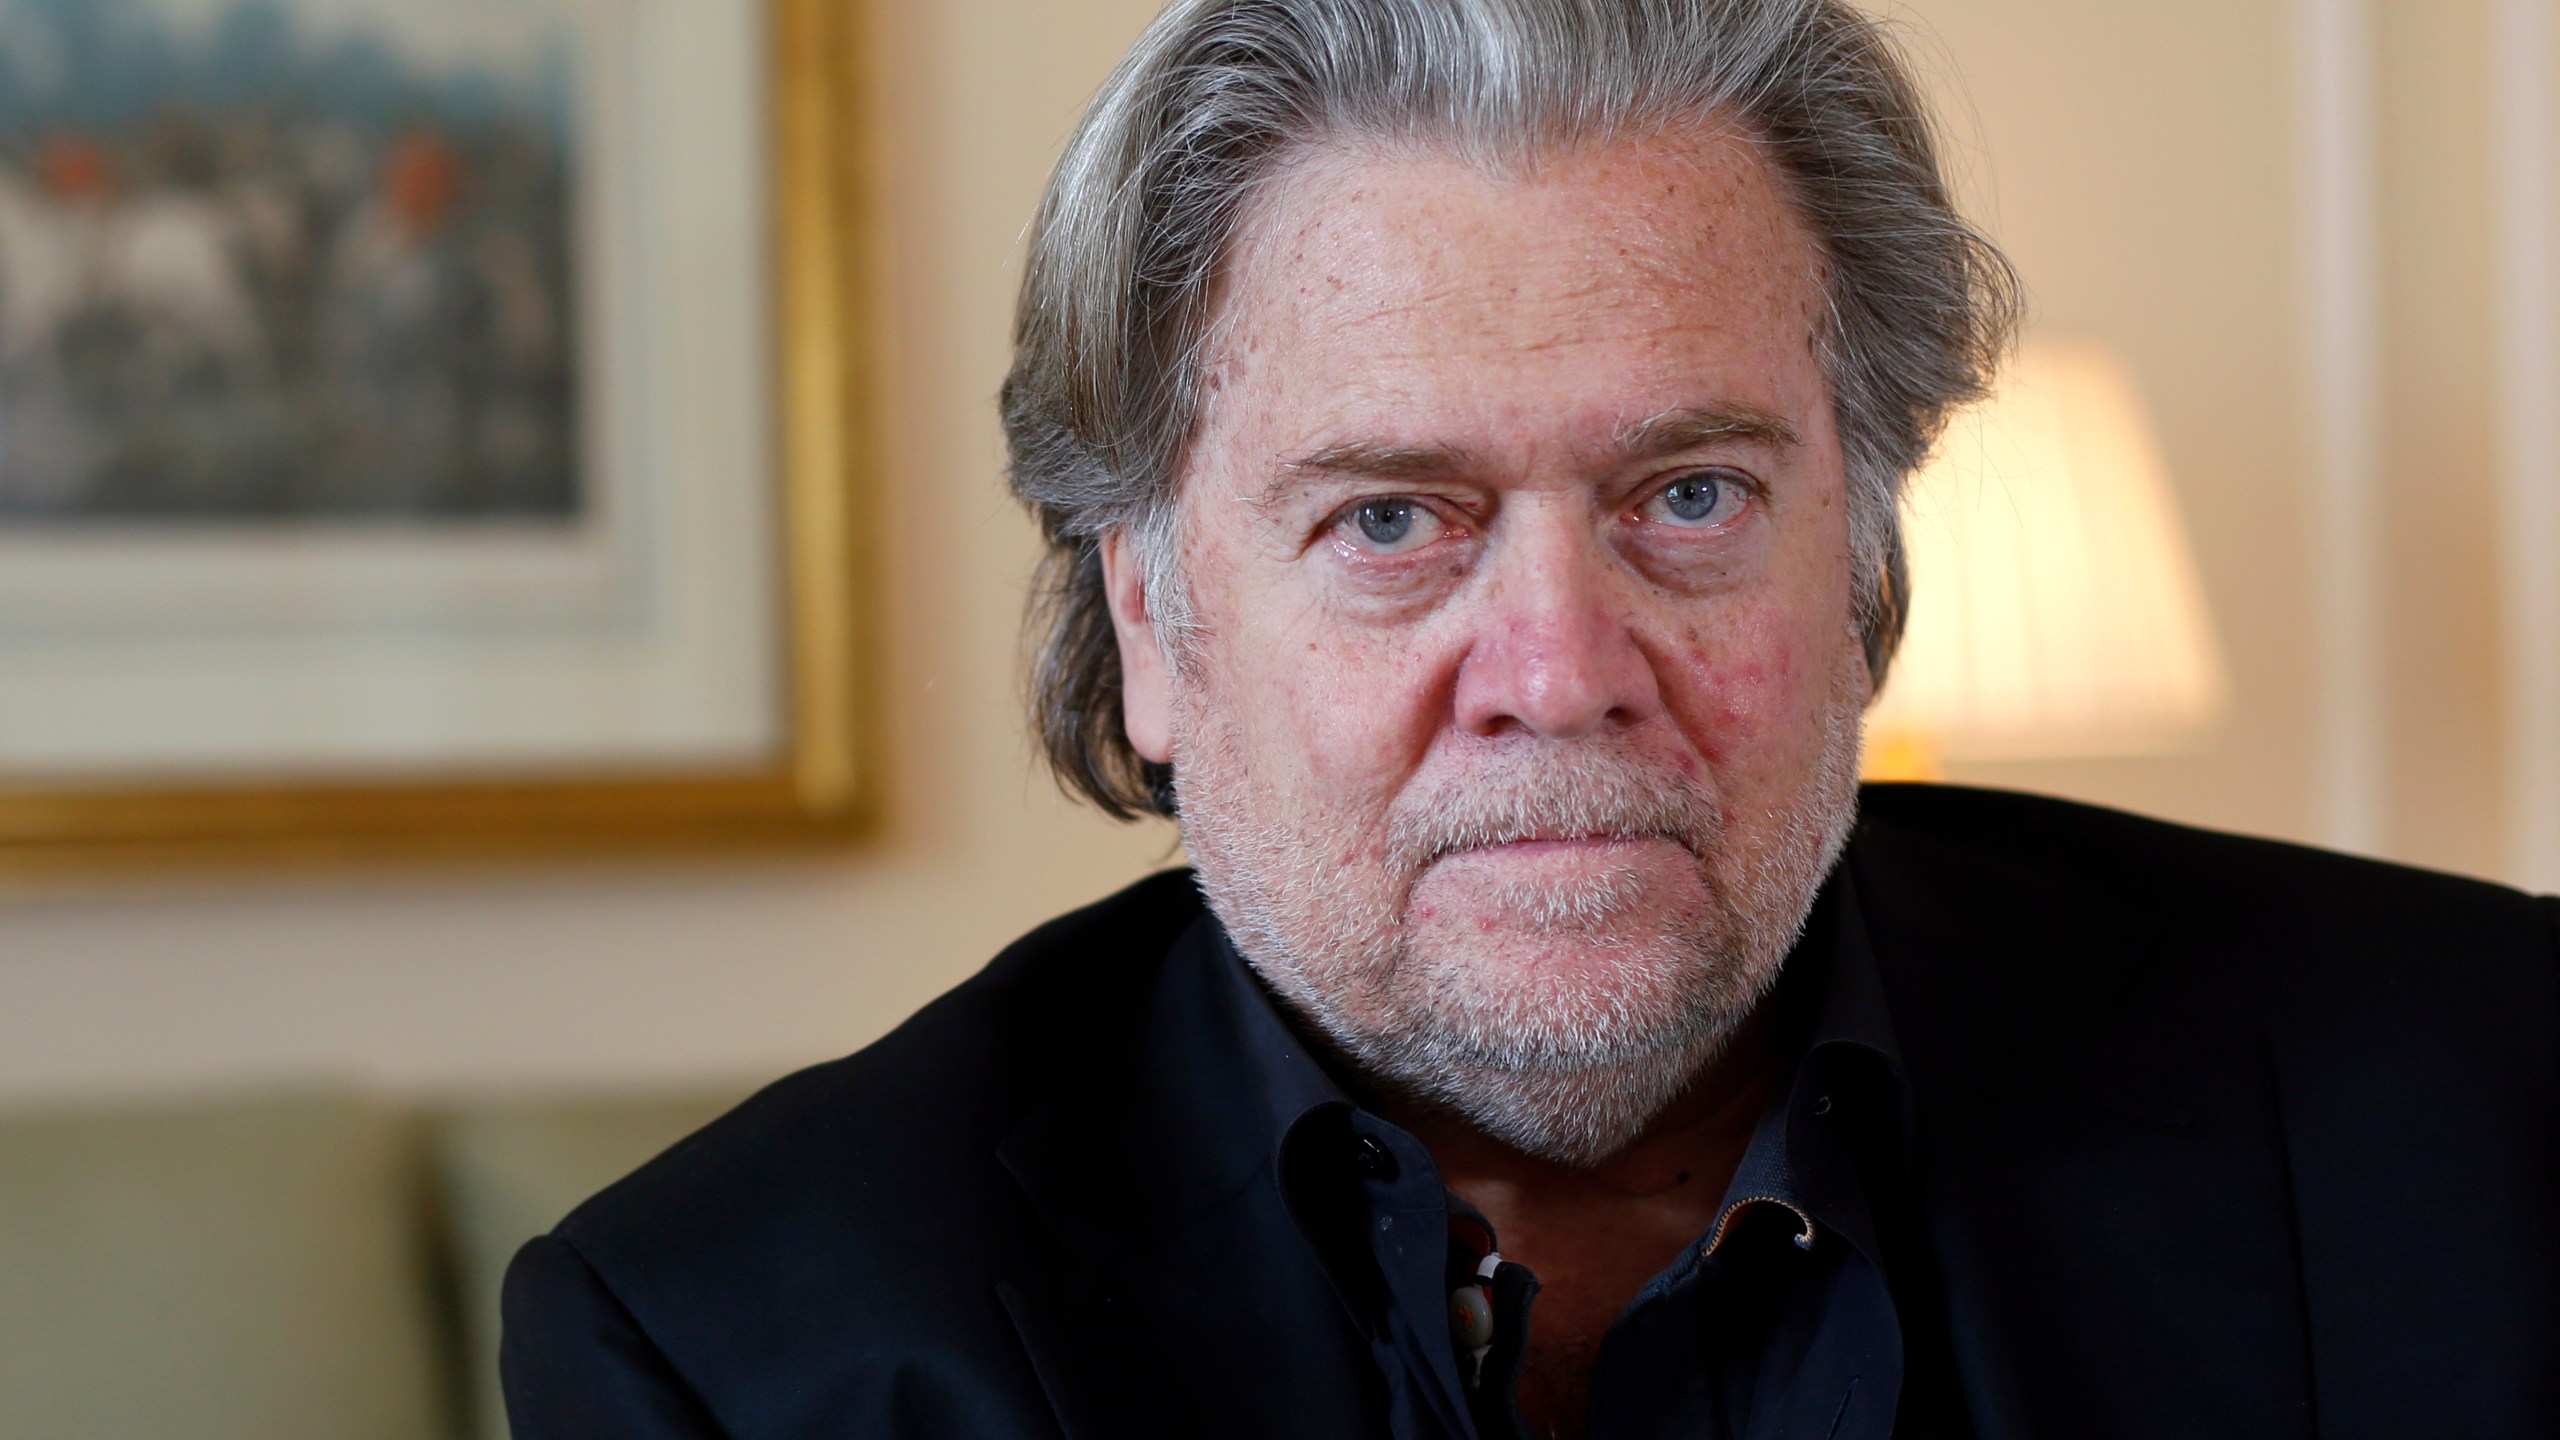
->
<box><xmin>1905</xmin><ymin>0</ymin><xmax>2327</xmax><ymax>847</ymax></box>
<box><xmin>0</xmin><ymin>0</ymin><xmax>2523</xmax><ymax>1103</ymax></box>
<box><xmin>2371</xmin><ymin>0</ymin><xmax>2505</xmax><ymax>880</ymax></box>
<box><xmin>1918</xmin><ymin>0</ymin><xmax>2515</xmax><ymax>883</ymax></box>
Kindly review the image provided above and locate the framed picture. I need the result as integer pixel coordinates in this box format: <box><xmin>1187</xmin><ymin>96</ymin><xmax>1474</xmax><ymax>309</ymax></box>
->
<box><xmin>0</xmin><ymin>0</ymin><xmax>873</xmax><ymax>869</ymax></box>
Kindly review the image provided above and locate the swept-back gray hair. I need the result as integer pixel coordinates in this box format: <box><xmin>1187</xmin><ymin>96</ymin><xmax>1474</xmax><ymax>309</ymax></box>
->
<box><xmin>1003</xmin><ymin>0</ymin><xmax>2020</xmax><ymax>819</ymax></box>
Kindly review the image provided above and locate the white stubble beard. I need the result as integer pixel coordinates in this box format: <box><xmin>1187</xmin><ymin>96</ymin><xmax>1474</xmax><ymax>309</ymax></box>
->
<box><xmin>1171</xmin><ymin>650</ymin><xmax>1869</xmax><ymax>1168</ymax></box>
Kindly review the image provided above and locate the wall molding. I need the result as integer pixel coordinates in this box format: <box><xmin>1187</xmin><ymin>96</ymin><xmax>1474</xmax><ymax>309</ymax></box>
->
<box><xmin>2294</xmin><ymin>0</ymin><xmax>2389</xmax><ymax>856</ymax></box>
<box><xmin>2494</xmin><ymin>0</ymin><xmax>2560</xmax><ymax>889</ymax></box>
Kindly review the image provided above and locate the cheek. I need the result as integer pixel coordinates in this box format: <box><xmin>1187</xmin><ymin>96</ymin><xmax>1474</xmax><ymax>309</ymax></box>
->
<box><xmin>1281</xmin><ymin>637</ymin><xmax>1445</xmax><ymax>796</ymax></box>
<box><xmin>1662</xmin><ymin>600</ymin><xmax>1841</xmax><ymax>768</ymax></box>
<box><xmin>1665</xmin><ymin>472</ymin><xmax>1860</xmax><ymax>762</ymax></box>
<box><xmin>1190</xmin><ymin>558</ymin><xmax>1446</xmax><ymax>803</ymax></box>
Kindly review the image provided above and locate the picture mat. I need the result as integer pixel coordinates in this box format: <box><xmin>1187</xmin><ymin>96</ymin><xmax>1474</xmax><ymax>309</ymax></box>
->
<box><xmin>0</xmin><ymin>0</ymin><xmax>783</xmax><ymax>778</ymax></box>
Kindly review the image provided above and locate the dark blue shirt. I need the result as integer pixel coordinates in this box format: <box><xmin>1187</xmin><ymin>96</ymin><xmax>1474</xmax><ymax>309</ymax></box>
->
<box><xmin>1192</xmin><ymin>874</ymin><xmax>1944</xmax><ymax>1440</ymax></box>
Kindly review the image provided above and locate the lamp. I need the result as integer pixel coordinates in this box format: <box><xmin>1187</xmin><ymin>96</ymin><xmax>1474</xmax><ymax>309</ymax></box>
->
<box><xmin>1864</xmin><ymin>339</ymin><xmax>2225</xmax><ymax>779</ymax></box>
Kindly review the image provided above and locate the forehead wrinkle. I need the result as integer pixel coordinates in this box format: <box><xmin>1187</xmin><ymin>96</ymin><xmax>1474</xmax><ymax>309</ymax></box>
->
<box><xmin>1349</xmin><ymin>317</ymin><xmax>1723</xmax><ymax>364</ymax></box>
<box><xmin>1338</xmin><ymin>237</ymin><xmax>1741</xmax><ymax>326</ymax></box>
<box><xmin>1251</xmin><ymin>169</ymin><xmax>1786</xmax><ymax>329</ymax></box>
<box><xmin>1300</xmin><ymin>241</ymin><xmax>1816</xmax><ymax>380</ymax></box>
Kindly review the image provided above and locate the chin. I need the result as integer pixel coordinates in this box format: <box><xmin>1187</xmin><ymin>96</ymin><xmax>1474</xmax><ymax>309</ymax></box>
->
<box><xmin>1395</xmin><ymin>903</ymin><xmax>1761</xmax><ymax>1060</ymax></box>
<box><xmin>1409</xmin><ymin>836</ymin><xmax>1712</xmax><ymax>935</ymax></box>
<box><xmin>1343</xmin><ymin>902</ymin><xmax>1777</xmax><ymax>1167</ymax></box>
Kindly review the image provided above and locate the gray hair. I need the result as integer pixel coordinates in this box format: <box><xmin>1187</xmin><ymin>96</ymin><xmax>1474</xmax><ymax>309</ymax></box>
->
<box><xmin>1003</xmin><ymin>0</ymin><xmax>2021</xmax><ymax>819</ymax></box>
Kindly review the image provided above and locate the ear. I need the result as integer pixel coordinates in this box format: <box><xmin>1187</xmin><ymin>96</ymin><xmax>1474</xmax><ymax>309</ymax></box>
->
<box><xmin>1851</xmin><ymin>622</ymin><xmax>1880</xmax><ymax>712</ymax></box>
<box><xmin>1099</xmin><ymin>529</ymin><xmax>1173</xmax><ymax>765</ymax></box>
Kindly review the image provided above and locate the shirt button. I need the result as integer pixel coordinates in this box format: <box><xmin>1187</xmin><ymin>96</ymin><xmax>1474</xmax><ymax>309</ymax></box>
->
<box><xmin>1353</xmin><ymin>1133</ymin><xmax>1399</xmax><ymax>1182</ymax></box>
<box><xmin>1449</xmin><ymin>1283</ymin><xmax>1496</xmax><ymax>1350</ymax></box>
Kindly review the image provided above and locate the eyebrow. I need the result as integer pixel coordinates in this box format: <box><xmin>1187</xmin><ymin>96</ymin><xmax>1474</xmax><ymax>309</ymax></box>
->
<box><xmin>1277</xmin><ymin>441</ymin><xmax>1481</xmax><ymax>484</ymax></box>
<box><xmin>1616</xmin><ymin>403</ymin><xmax>1803</xmax><ymax>457</ymax></box>
<box><xmin>1263</xmin><ymin>402</ymin><xmax>1802</xmax><ymax>507</ymax></box>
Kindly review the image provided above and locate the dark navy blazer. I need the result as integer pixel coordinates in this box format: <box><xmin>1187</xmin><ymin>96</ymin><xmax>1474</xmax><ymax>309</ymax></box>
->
<box><xmin>501</xmin><ymin>785</ymin><xmax>2560</xmax><ymax>1438</ymax></box>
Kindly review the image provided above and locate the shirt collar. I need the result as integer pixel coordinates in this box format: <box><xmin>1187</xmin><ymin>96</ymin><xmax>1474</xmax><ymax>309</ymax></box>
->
<box><xmin>1787</xmin><ymin>862</ymin><xmax>1916</xmax><ymax>1154</ymax></box>
<box><xmin>1188</xmin><ymin>915</ymin><xmax>1352</xmax><ymax>1148</ymax></box>
<box><xmin>1757</xmin><ymin>862</ymin><xmax>1915</xmax><ymax>1268</ymax></box>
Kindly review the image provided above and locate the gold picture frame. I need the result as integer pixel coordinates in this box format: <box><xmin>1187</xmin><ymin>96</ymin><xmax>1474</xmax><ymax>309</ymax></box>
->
<box><xmin>0</xmin><ymin>0</ymin><xmax>875</xmax><ymax>873</ymax></box>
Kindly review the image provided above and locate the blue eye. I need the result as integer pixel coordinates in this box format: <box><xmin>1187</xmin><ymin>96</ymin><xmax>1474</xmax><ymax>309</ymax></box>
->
<box><xmin>1651</xmin><ymin>473</ymin><xmax>1742</xmax><ymax>527</ymax></box>
<box><xmin>1356</xmin><ymin>499</ymin><xmax>1414</xmax><ymax>545</ymax></box>
<box><xmin>1329</xmin><ymin>495</ymin><xmax>1451</xmax><ymax>559</ymax></box>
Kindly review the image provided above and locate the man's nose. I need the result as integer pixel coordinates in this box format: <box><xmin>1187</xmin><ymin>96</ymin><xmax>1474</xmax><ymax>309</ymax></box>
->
<box><xmin>1451</xmin><ymin>517</ymin><xmax>1664</xmax><ymax>740</ymax></box>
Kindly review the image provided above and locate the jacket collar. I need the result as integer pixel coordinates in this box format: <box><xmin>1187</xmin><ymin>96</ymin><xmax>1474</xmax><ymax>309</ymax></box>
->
<box><xmin>997</xmin><ymin>909</ymin><xmax>1343</xmax><ymax>1262</ymax></box>
<box><xmin>993</xmin><ymin>905</ymin><xmax>1388</xmax><ymax>1438</ymax></box>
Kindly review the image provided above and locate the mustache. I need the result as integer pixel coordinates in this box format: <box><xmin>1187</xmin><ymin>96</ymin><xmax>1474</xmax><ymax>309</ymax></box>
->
<box><xmin>1383</xmin><ymin>743</ymin><xmax>1726</xmax><ymax>871</ymax></box>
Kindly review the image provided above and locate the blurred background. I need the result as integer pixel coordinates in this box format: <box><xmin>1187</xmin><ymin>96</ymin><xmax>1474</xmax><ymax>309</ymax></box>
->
<box><xmin>0</xmin><ymin>0</ymin><xmax>2546</xmax><ymax>1434</ymax></box>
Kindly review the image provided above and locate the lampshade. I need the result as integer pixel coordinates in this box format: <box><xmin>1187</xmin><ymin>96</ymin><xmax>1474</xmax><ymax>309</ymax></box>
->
<box><xmin>1867</xmin><ymin>339</ymin><xmax>2225</xmax><ymax>760</ymax></box>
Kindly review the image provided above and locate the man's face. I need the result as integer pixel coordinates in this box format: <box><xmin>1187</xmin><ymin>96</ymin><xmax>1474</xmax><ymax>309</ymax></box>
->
<box><xmin>1105</xmin><ymin>130</ymin><xmax>1870</xmax><ymax>1164</ymax></box>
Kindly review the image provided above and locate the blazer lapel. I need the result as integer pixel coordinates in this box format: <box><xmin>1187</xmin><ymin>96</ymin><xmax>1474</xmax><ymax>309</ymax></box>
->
<box><xmin>1851</xmin><ymin>829</ymin><xmax>2316</xmax><ymax>1440</ymax></box>
<box><xmin>992</xmin><ymin>921</ymin><xmax>1390</xmax><ymax>1440</ymax></box>
<box><xmin>2266</xmin><ymin>887</ymin><xmax>2560</xmax><ymax>1439</ymax></box>
<box><xmin>992</xmin><ymin>1179</ymin><xmax>1384</xmax><ymax>1440</ymax></box>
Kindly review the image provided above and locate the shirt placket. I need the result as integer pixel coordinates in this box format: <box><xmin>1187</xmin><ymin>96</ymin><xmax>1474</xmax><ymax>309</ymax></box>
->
<box><xmin>1350</xmin><ymin>1119</ymin><xmax>1484</xmax><ymax>1440</ymax></box>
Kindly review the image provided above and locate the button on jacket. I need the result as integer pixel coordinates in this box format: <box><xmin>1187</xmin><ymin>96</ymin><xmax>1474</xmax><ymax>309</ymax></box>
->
<box><xmin>501</xmin><ymin>785</ymin><xmax>2560</xmax><ymax>1439</ymax></box>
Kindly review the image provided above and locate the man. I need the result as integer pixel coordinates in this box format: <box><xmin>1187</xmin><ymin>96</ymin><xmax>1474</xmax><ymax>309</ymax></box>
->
<box><xmin>502</xmin><ymin>1</ymin><xmax>2560</xmax><ymax>1436</ymax></box>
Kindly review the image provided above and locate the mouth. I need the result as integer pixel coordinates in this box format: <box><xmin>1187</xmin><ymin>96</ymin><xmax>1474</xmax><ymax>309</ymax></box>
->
<box><xmin>1433</xmin><ymin>832</ymin><xmax>1696</xmax><ymax>869</ymax></box>
<box><xmin>1473</xmin><ymin>834</ymin><xmax>1658</xmax><ymax>855</ymax></box>
<box><xmin>1409</xmin><ymin>833</ymin><xmax>1705</xmax><ymax>930</ymax></box>
<box><xmin>1437</xmin><ymin>821</ymin><xmax>1693</xmax><ymax>851</ymax></box>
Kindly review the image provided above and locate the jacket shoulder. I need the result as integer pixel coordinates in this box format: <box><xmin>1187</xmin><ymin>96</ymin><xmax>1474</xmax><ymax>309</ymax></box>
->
<box><xmin>1852</xmin><ymin>794</ymin><xmax>2560</xmax><ymax>1429</ymax></box>
<box><xmin>1857</xmin><ymin>780</ymin><xmax>2546</xmax><ymax>928</ymax></box>
<box><xmin>1852</xmin><ymin>783</ymin><xmax>2558</xmax><ymax>1027</ymax></box>
<box><xmin>525</xmin><ymin>869</ymin><xmax>1205</xmax><ymax>1427</ymax></box>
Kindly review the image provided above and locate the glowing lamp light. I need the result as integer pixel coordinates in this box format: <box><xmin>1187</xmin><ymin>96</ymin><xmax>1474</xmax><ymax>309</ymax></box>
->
<box><xmin>1865</xmin><ymin>340</ymin><xmax>2226</xmax><ymax>777</ymax></box>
